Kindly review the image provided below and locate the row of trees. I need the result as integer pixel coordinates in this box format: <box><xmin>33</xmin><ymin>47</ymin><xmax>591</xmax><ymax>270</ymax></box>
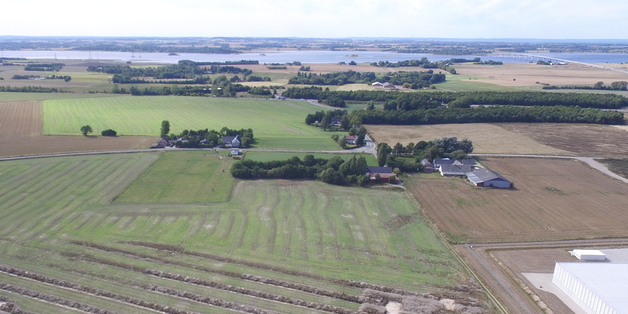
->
<box><xmin>287</xmin><ymin>70</ymin><xmax>446</xmax><ymax>89</ymax></box>
<box><xmin>24</xmin><ymin>63</ymin><xmax>64</xmax><ymax>71</ymax></box>
<box><xmin>231</xmin><ymin>155</ymin><xmax>371</xmax><ymax>186</ymax></box>
<box><xmin>543</xmin><ymin>81</ymin><xmax>628</xmax><ymax>91</ymax></box>
<box><xmin>351</xmin><ymin>105</ymin><xmax>625</xmax><ymax>125</ymax></box>
<box><xmin>283</xmin><ymin>88</ymin><xmax>628</xmax><ymax>110</ymax></box>
<box><xmin>112</xmin><ymin>83</ymin><xmax>251</xmax><ymax>96</ymax></box>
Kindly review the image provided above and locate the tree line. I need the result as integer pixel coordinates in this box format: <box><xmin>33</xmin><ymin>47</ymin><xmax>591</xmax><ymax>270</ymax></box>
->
<box><xmin>543</xmin><ymin>81</ymin><xmax>628</xmax><ymax>91</ymax></box>
<box><xmin>282</xmin><ymin>88</ymin><xmax>628</xmax><ymax>109</ymax></box>
<box><xmin>351</xmin><ymin>105</ymin><xmax>625</xmax><ymax>125</ymax></box>
<box><xmin>24</xmin><ymin>63</ymin><xmax>65</xmax><ymax>71</ymax></box>
<box><xmin>161</xmin><ymin>122</ymin><xmax>255</xmax><ymax>149</ymax></box>
<box><xmin>287</xmin><ymin>70</ymin><xmax>446</xmax><ymax>89</ymax></box>
<box><xmin>376</xmin><ymin>137</ymin><xmax>473</xmax><ymax>171</ymax></box>
<box><xmin>231</xmin><ymin>155</ymin><xmax>371</xmax><ymax>186</ymax></box>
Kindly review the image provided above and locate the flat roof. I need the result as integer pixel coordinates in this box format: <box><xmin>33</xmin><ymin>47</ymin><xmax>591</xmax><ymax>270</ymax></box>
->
<box><xmin>555</xmin><ymin>263</ymin><xmax>628</xmax><ymax>312</ymax></box>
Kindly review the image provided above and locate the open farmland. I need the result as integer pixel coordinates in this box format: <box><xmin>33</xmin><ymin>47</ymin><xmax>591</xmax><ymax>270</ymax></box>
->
<box><xmin>366</xmin><ymin>123</ymin><xmax>572</xmax><ymax>156</ymax></box>
<box><xmin>0</xmin><ymin>99</ymin><xmax>156</xmax><ymax>157</ymax></box>
<box><xmin>367</xmin><ymin>122</ymin><xmax>628</xmax><ymax>157</ymax></box>
<box><xmin>407</xmin><ymin>157</ymin><xmax>628</xmax><ymax>243</ymax></box>
<box><xmin>115</xmin><ymin>150</ymin><xmax>235</xmax><ymax>203</ymax></box>
<box><xmin>450</xmin><ymin>62</ymin><xmax>628</xmax><ymax>89</ymax></box>
<box><xmin>0</xmin><ymin>152</ymin><xmax>487</xmax><ymax>313</ymax></box>
<box><xmin>43</xmin><ymin>96</ymin><xmax>345</xmax><ymax>150</ymax></box>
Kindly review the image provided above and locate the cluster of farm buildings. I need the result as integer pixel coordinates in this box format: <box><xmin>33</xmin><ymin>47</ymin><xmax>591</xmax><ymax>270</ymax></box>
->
<box><xmin>422</xmin><ymin>157</ymin><xmax>513</xmax><ymax>188</ymax></box>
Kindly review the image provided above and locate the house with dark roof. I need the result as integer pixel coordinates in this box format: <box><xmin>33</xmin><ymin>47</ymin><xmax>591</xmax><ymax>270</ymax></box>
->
<box><xmin>466</xmin><ymin>168</ymin><xmax>512</xmax><ymax>188</ymax></box>
<box><xmin>420</xmin><ymin>158</ymin><xmax>436</xmax><ymax>172</ymax></box>
<box><xmin>366</xmin><ymin>166</ymin><xmax>397</xmax><ymax>183</ymax></box>
<box><xmin>150</xmin><ymin>138</ymin><xmax>170</xmax><ymax>149</ymax></box>
<box><xmin>222</xmin><ymin>135</ymin><xmax>241</xmax><ymax>148</ymax></box>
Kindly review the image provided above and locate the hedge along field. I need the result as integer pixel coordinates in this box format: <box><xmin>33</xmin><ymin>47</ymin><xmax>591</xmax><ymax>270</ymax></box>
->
<box><xmin>42</xmin><ymin>95</ymin><xmax>345</xmax><ymax>150</ymax></box>
<box><xmin>0</xmin><ymin>152</ymin><xmax>471</xmax><ymax>313</ymax></box>
<box><xmin>244</xmin><ymin>151</ymin><xmax>378</xmax><ymax>166</ymax></box>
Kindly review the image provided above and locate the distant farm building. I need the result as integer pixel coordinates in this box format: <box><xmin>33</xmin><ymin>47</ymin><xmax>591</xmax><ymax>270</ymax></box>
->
<box><xmin>345</xmin><ymin>135</ymin><xmax>357</xmax><ymax>145</ymax></box>
<box><xmin>222</xmin><ymin>135</ymin><xmax>241</xmax><ymax>148</ymax></box>
<box><xmin>434</xmin><ymin>158</ymin><xmax>478</xmax><ymax>176</ymax></box>
<box><xmin>150</xmin><ymin>138</ymin><xmax>170</xmax><ymax>149</ymax></box>
<box><xmin>366</xmin><ymin>166</ymin><xmax>397</xmax><ymax>183</ymax></box>
<box><xmin>371</xmin><ymin>82</ymin><xmax>383</xmax><ymax>87</ymax></box>
<box><xmin>420</xmin><ymin>158</ymin><xmax>436</xmax><ymax>172</ymax></box>
<box><xmin>466</xmin><ymin>168</ymin><xmax>512</xmax><ymax>188</ymax></box>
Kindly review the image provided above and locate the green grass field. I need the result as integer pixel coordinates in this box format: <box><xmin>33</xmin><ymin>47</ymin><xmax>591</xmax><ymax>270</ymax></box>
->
<box><xmin>115</xmin><ymin>150</ymin><xmax>235</xmax><ymax>203</ymax></box>
<box><xmin>0</xmin><ymin>152</ymin><xmax>470</xmax><ymax>313</ymax></box>
<box><xmin>42</xmin><ymin>96</ymin><xmax>345</xmax><ymax>150</ymax></box>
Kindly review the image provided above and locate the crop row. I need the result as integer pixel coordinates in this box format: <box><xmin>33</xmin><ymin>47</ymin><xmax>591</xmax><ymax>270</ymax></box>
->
<box><xmin>146</xmin><ymin>285</ymin><xmax>278</xmax><ymax>314</ymax></box>
<box><xmin>0</xmin><ymin>282</ymin><xmax>113</xmax><ymax>314</ymax></box>
<box><xmin>0</xmin><ymin>295</ymin><xmax>35</xmax><ymax>314</ymax></box>
<box><xmin>123</xmin><ymin>241</ymin><xmax>421</xmax><ymax>295</ymax></box>
<box><xmin>0</xmin><ymin>265</ymin><xmax>191</xmax><ymax>314</ymax></box>
<box><xmin>146</xmin><ymin>269</ymin><xmax>356</xmax><ymax>314</ymax></box>
<box><xmin>70</xmin><ymin>241</ymin><xmax>366</xmax><ymax>303</ymax></box>
<box><xmin>65</xmin><ymin>251</ymin><xmax>358</xmax><ymax>314</ymax></box>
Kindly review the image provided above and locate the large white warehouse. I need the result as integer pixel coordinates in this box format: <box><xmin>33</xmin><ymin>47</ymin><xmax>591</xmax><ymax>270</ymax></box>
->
<box><xmin>552</xmin><ymin>263</ymin><xmax>628</xmax><ymax>314</ymax></box>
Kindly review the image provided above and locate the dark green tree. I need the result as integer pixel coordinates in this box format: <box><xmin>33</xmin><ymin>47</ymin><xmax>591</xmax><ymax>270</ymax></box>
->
<box><xmin>160</xmin><ymin>120</ymin><xmax>170</xmax><ymax>138</ymax></box>
<box><xmin>80</xmin><ymin>125</ymin><xmax>93</xmax><ymax>136</ymax></box>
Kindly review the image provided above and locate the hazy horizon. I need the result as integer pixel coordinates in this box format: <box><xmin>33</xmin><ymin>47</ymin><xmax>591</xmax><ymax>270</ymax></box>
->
<box><xmin>3</xmin><ymin>0</ymin><xmax>627</xmax><ymax>40</ymax></box>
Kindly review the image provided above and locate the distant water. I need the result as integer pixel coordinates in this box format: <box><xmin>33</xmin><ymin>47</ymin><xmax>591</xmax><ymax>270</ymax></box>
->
<box><xmin>2</xmin><ymin>50</ymin><xmax>628</xmax><ymax>64</ymax></box>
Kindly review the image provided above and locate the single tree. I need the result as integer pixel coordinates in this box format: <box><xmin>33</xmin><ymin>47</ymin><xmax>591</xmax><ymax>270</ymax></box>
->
<box><xmin>80</xmin><ymin>125</ymin><xmax>93</xmax><ymax>136</ymax></box>
<box><xmin>160</xmin><ymin>120</ymin><xmax>170</xmax><ymax>138</ymax></box>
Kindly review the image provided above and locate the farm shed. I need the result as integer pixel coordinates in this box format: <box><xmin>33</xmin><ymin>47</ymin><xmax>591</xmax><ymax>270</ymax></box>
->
<box><xmin>439</xmin><ymin>164</ymin><xmax>474</xmax><ymax>177</ymax></box>
<box><xmin>466</xmin><ymin>168</ymin><xmax>512</xmax><ymax>188</ymax></box>
<box><xmin>570</xmin><ymin>249</ymin><xmax>606</xmax><ymax>261</ymax></box>
<box><xmin>552</xmin><ymin>262</ymin><xmax>628</xmax><ymax>314</ymax></box>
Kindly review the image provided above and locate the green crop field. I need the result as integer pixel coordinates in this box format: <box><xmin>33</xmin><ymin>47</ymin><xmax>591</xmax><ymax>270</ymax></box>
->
<box><xmin>0</xmin><ymin>152</ymin><xmax>474</xmax><ymax>313</ymax></box>
<box><xmin>42</xmin><ymin>95</ymin><xmax>345</xmax><ymax>150</ymax></box>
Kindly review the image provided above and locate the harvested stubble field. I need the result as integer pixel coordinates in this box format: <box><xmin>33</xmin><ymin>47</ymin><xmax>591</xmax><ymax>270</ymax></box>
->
<box><xmin>452</xmin><ymin>62</ymin><xmax>628</xmax><ymax>88</ymax></box>
<box><xmin>367</xmin><ymin>122</ymin><xmax>628</xmax><ymax>157</ymax></box>
<box><xmin>0</xmin><ymin>99</ymin><xmax>156</xmax><ymax>157</ymax></box>
<box><xmin>0</xmin><ymin>152</ymin><xmax>487</xmax><ymax>313</ymax></box>
<box><xmin>407</xmin><ymin>157</ymin><xmax>628</xmax><ymax>243</ymax></box>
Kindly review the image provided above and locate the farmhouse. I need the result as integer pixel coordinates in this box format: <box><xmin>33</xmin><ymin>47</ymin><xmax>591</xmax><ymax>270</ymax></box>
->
<box><xmin>420</xmin><ymin>158</ymin><xmax>436</xmax><ymax>172</ymax></box>
<box><xmin>222</xmin><ymin>135</ymin><xmax>241</xmax><ymax>148</ymax></box>
<box><xmin>371</xmin><ymin>81</ymin><xmax>383</xmax><ymax>87</ymax></box>
<box><xmin>366</xmin><ymin>166</ymin><xmax>397</xmax><ymax>183</ymax></box>
<box><xmin>150</xmin><ymin>138</ymin><xmax>170</xmax><ymax>149</ymax></box>
<box><xmin>466</xmin><ymin>168</ymin><xmax>512</xmax><ymax>188</ymax></box>
<box><xmin>345</xmin><ymin>135</ymin><xmax>357</xmax><ymax>145</ymax></box>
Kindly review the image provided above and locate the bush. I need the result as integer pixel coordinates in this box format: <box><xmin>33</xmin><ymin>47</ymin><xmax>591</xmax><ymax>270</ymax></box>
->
<box><xmin>101</xmin><ymin>129</ymin><xmax>117</xmax><ymax>136</ymax></box>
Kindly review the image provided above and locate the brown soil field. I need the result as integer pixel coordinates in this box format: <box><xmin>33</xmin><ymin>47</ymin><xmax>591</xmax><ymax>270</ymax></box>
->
<box><xmin>367</xmin><ymin>123</ymin><xmax>628</xmax><ymax>158</ymax></box>
<box><xmin>407</xmin><ymin>157</ymin><xmax>628</xmax><ymax>243</ymax></box>
<box><xmin>0</xmin><ymin>101</ymin><xmax>155</xmax><ymax>157</ymax></box>
<box><xmin>454</xmin><ymin>62</ymin><xmax>628</xmax><ymax>87</ymax></box>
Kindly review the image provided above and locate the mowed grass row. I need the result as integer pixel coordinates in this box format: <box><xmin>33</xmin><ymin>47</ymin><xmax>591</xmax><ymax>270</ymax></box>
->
<box><xmin>42</xmin><ymin>95</ymin><xmax>345</xmax><ymax>150</ymax></box>
<box><xmin>0</xmin><ymin>151</ymin><xmax>465</xmax><ymax>312</ymax></box>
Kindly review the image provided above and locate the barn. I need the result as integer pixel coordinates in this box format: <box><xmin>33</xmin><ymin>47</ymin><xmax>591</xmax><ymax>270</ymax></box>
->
<box><xmin>465</xmin><ymin>168</ymin><xmax>512</xmax><ymax>188</ymax></box>
<box><xmin>552</xmin><ymin>262</ymin><xmax>628</xmax><ymax>313</ymax></box>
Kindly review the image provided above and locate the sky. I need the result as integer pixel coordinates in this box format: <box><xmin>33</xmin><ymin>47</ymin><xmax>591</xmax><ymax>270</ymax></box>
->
<box><xmin>2</xmin><ymin>0</ymin><xmax>628</xmax><ymax>39</ymax></box>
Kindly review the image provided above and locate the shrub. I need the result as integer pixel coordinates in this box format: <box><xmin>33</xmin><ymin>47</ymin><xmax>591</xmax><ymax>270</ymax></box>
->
<box><xmin>101</xmin><ymin>129</ymin><xmax>117</xmax><ymax>136</ymax></box>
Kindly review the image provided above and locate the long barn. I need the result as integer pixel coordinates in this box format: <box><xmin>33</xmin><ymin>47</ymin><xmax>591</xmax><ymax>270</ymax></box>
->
<box><xmin>466</xmin><ymin>168</ymin><xmax>512</xmax><ymax>188</ymax></box>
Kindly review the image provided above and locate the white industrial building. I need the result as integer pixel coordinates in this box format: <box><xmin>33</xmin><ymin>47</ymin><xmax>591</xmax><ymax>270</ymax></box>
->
<box><xmin>570</xmin><ymin>249</ymin><xmax>606</xmax><ymax>261</ymax></box>
<box><xmin>552</xmin><ymin>262</ymin><xmax>628</xmax><ymax>314</ymax></box>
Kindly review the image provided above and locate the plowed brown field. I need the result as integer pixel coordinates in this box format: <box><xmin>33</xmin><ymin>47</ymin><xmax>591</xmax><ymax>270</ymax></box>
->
<box><xmin>407</xmin><ymin>157</ymin><xmax>628</xmax><ymax>243</ymax></box>
<box><xmin>367</xmin><ymin>122</ymin><xmax>628</xmax><ymax>158</ymax></box>
<box><xmin>0</xmin><ymin>101</ymin><xmax>155</xmax><ymax>157</ymax></box>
